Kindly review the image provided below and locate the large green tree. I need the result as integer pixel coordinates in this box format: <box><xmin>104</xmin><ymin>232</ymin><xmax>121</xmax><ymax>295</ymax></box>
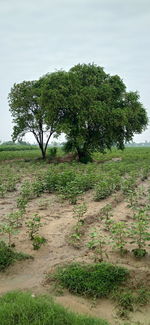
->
<box><xmin>9</xmin><ymin>64</ymin><xmax>148</xmax><ymax>162</ymax></box>
<box><xmin>8</xmin><ymin>77</ymin><xmax>63</xmax><ymax>159</ymax></box>
<box><xmin>60</xmin><ymin>63</ymin><xmax>148</xmax><ymax>162</ymax></box>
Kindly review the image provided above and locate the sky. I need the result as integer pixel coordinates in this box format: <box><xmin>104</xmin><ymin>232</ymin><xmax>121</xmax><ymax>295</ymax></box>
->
<box><xmin>0</xmin><ymin>0</ymin><xmax>150</xmax><ymax>143</ymax></box>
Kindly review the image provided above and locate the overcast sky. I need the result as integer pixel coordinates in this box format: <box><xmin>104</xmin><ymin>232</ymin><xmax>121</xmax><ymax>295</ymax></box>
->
<box><xmin>0</xmin><ymin>0</ymin><xmax>150</xmax><ymax>143</ymax></box>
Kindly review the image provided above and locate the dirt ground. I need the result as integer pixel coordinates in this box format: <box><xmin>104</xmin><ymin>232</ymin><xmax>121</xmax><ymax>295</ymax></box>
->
<box><xmin>0</xmin><ymin>178</ymin><xmax>150</xmax><ymax>325</ymax></box>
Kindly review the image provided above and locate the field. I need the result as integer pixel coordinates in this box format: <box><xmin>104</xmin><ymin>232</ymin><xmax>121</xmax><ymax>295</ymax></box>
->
<box><xmin>1</xmin><ymin>146</ymin><xmax>150</xmax><ymax>324</ymax></box>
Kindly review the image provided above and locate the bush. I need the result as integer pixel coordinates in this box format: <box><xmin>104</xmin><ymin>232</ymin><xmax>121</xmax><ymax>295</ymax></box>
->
<box><xmin>48</xmin><ymin>146</ymin><xmax>57</xmax><ymax>159</ymax></box>
<box><xmin>53</xmin><ymin>262</ymin><xmax>129</xmax><ymax>298</ymax></box>
<box><xmin>116</xmin><ymin>291</ymin><xmax>134</xmax><ymax>311</ymax></box>
<box><xmin>0</xmin><ymin>241</ymin><xmax>32</xmax><ymax>271</ymax></box>
<box><xmin>0</xmin><ymin>291</ymin><xmax>109</xmax><ymax>325</ymax></box>
<box><xmin>94</xmin><ymin>180</ymin><xmax>113</xmax><ymax>201</ymax></box>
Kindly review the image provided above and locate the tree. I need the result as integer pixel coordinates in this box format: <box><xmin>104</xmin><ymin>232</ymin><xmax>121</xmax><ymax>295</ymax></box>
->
<box><xmin>61</xmin><ymin>63</ymin><xmax>148</xmax><ymax>162</ymax></box>
<box><xmin>9</xmin><ymin>64</ymin><xmax>148</xmax><ymax>162</ymax></box>
<box><xmin>8</xmin><ymin>77</ymin><xmax>63</xmax><ymax>159</ymax></box>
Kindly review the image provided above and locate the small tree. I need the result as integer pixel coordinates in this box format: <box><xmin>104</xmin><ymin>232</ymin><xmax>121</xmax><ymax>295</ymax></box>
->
<box><xmin>8</xmin><ymin>76</ymin><xmax>63</xmax><ymax>159</ymax></box>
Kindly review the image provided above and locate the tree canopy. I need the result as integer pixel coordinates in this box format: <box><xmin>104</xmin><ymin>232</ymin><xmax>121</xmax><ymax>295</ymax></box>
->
<box><xmin>8</xmin><ymin>77</ymin><xmax>63</xmax><ymax>159</ymax></box>
<box><xmin>9</xmin><ymin>63</ymin><xmax>148</xmax><ymax>161</ymax></box>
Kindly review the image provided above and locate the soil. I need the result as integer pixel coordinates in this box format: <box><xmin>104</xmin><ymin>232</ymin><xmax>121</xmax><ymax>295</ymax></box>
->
<box><xmin>0</xmin><ymin>178</ymin><xmax>150</xmax><ymax>325</ymax></box>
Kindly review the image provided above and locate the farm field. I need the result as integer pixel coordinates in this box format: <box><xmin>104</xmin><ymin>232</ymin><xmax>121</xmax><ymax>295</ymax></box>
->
<box><xmin>1</xmin><ymin>147</ymin><xmax>150</xmax><ymax>324</ymax></box>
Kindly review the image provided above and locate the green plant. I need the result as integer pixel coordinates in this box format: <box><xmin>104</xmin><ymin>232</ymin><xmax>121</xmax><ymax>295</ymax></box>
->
<box><xmin>26</xmin><ymin>215</ymin><xmax>46</xmax><ymax>250</ymax></box>
<box><xmin>32</xmin><ymin>179</ymin><xmax>45</xmax><ymax>197</ymax></box>
<box><xmin>94</xmin><ymin>180</ymin><xmax>113</xmax><ymax>201</ymax></box>
<box><xmin>48</xmin><ymin>146</ymin><xmax>57</xmax><ymax>159</ymax></box>
<box><xmin>53</xmin><ymin>262</ymin><xmax>129</xmax><ymax>298</ymax></box>
<box><xmin>0</xmin><ymin>222</ymin><xmax>17</xmax><ymax>247</ymax></box>
<box><xmin>110</xmin><ymin>221</ymin><xmax>128</xmax><ymax>256</ymax></box>
<box><xmin>20</xmin><ymin>180</ymin><xmax>33</xmax><ymax>200</ymax></box>
<box><xmin>26</xmin><ymin>215</ymin><xmax>42</xmax><ymax>240</ymax></box>
<box><xmin>59</xmin><ymin>181</ymin><xmax>82</xmax><ymax>204</ymax></box>
<box><xmin>130</xmin><ymin>209</ymin><xmax>150</xmax><ymax>258</ymax></box>
<box><xmin>69</xmin><ymin>222</ymin><xmax>85</xmax><ymax>248</ymax></box>
<box><xmin>0</xmin><ymin>241</ymin><xmax>32</xmax><ymax>271</ymax></box>
<box><xmin>5</xmin><ymin>210</ymin><xmax>24</xmax><ymax>228</ymax></box>
<box><xmin>5</xmin><ymin>175</ymin><xmax>17</xmax><ymax>192</ymax></box>
<box><xmin>73</xmin><ymin>203</ymin><xmax>87</xmax><ymax>223</ymax></box>
<box><xmin>126</xmin><ymin>189</ymin><xmax>138</xmax><ymax>208</ymax></box>
<box><xmin>87</xmin><ymin>229</ymin><xmax>109</xmax><ymax>261</ymax></box>
<box><xmin>116</xmin><ymin>290</ymin><xmax>134</xmax><ymax>311</ymax></box>
<box><xmin>99</xmin><ymin>204</ymin><xmax>113</xmax><ymax>230</ymax></box>
<box><xmin>17</xmin><ymin>196</ymin><xmax>28</xmax><ymax>213</ymax></box>
<box><xmin>69</xmin><ymin>203</ymin><xmax>87</xmax><ymax>247</ymax></box>
<box><xmin>121</xmin><ymin>177</ymin><xmax>136</xmax><ymax>195</ymax></box>
<box><xmin>0</xmin><ymin>291</ymin><xmax>108</xmax><ymax>325</ymax></box>
<box><xmin>136</xmin><ymin>288</ymin><xmax>150</xmax><ymax>306</ymax></box>
<box><xmin>32</xmin><ymin>235</ymin><xmax>47</xmax><ymax>250</ymax></box>
<box><xmin>0</xmin><ymin>184</ymin><xmax>6</xmax><ymax>197</ymax></box>
<box><xmin>141</xmin><ymin>166</ymin><xmax>150</xmax><ymax>181</ymax></box>
<box><xmin>100</xmin><ymin>204</ymin><xmax>112</xmax><ymax>220</ymax></box>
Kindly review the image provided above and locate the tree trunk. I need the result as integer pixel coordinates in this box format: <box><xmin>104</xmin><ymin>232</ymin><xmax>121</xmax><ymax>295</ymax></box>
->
<box><xmin>76</xmin><ymin>146</ymin><xmax>92</xmax><ymax>163</ymax></box>
<box><xmin>40</xmin><ymin>145</ymin><xmax>46</xmax><ymax>159</ymax></box>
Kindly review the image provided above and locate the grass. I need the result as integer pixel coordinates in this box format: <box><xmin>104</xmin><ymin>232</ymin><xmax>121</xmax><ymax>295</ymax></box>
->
<box><xmin>0</xmin><ymin>291</ymin><xmax>109</xmax><ymax>325</ymax></box>
<box><xmin>0</xmin><ymin>144</ymin><xmax>38</xmax><ymax>152</ymax></box>
<box><xmin>52</xmin><ymin>262</ymin><xmax>129</xmax><ymax>298</ymax></box>
<box><xmin>0</xmin><ymin>145</ymin><xmax>64</xmax><ymax>161</ymax></box>
<box><xmin>0</xmin><ymin>241</ymin><xmax>33</xmax><ymax>271</ymax></box>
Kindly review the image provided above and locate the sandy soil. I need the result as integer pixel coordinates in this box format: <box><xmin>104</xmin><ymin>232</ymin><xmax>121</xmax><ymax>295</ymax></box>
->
<box><xmin>0</xmin><ymin>179</ymin><xmax>150</xmax><ymax>325</ymax></box>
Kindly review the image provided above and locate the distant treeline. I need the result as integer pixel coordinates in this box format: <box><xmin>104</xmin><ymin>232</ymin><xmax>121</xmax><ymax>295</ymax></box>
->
<box><xmin>126</xmin><ymin>142</ymin><xmax>150</xmax><ymax>147</ymax></box>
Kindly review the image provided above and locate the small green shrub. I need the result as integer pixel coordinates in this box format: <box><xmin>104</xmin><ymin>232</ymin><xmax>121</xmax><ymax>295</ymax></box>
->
<box><xmin>87</xmin><ymin>229</ymin><xmax>109</xmax><ymax>261</ymax></box>
<box><xmin>130</xmin><ymin>208</ymin><xmax>150</xmax><ymax>257</ymax></box>
<box><xmin>0</xmin><ymin>241</ymin><xmax>32</xmax><ymax>271</ymax></box>
<box><xmin>32</xmin><ymin>235</ymin><xmax>47</xmax><ymax>250</ymax></box>
<box><xmin>116</xmin><ymin>291</ymin><xmax>134</xmax><ymax>311</ymax></box>
<box><xmin>94</xmin><ymin>180</ymin><xmax>113</xmax><ymax>201</ymax></box>
<box><xmin>110</xmin><ymin>221</ymin><xmax>128</xmax><ymax>256</ymax></box>
<box><xmin>32</xmin><ymin>179</ymin><xmax>45</xmax><ymax>197</ymax></box>
<box><xmin>132</xmin><ymin>248</ymin><xmax>147</xmax><ymax>258</ymax></box>
<box><xmin>48</xmin><ymin>146</ymin><xmax>57</xmax><ymax>159</ymax></box>
<box><xmin>136</xmin><ymin>288</ymin><xmax>150</xmax><ymax>306</ymax></box>
<box><xmin>17</xmin><ymin>196</ymin><xmax>28</xmax><ymax>213</ymax></box>
<box><xmin>121</xmin><ymin>177</ymin><xmax>136</xmax><ymax>195</ymax></box>
<box><xmin>58</xmin><ymin>181</ymin><xmax>82</xmax><ymax>204</ymax></box>
<box><xmin>20</xmin><ymin>180</ymin><xmax>33</xmax><ymax>199</ymax></box>
<box><xmin>0</xmin><ymin>184</ymin><xmax>6</xmax><ymax>197</ymax></box>
<box><xmin>53</xmin><ymin>262</ymin><xmax>128</xmax><ymax>298</ymax></box>
<box><xmin>44</xmin><ymin>172</ymin><xmax>59</xmax><ymax>192</ymax></box>
<box><xmin>26</xmin><ymin>215</ymin><xmax>42</xmax><ymax>240</ymax></box>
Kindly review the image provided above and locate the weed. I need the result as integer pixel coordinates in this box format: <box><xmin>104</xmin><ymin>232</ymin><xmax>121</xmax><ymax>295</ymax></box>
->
<box><xmin>26</xmin><ymin>215</ymin><xmax>46</xmax><ymax>249</ymax></box>
<box><xmin>32</xmin><ymin>179</ymin><xmax>45</xmax><ymax>197</ymax></box>
<box><xmin>87</xmin><ymin>229</ymin><xmax>109</xmax><ymax>261</ymax></box>
<box><xmin>136</xmin><ymin>288</ymin><xmax>150</xmax><ymax>306</ymax></box>
<box><xmin>73</xmin><ymin>203</ymin><xmax>87</xmax><ymax>223</ymax></box>
<box><xmin>0</xmin><ymin>291</ymin><xmax>108</xmax><ymax>325</ymax></box>
<box><xmin>110</xmin><ymin>221</ymin><xmax>128</xmax><ymax>256</ymax></box>
<box><xmin>0</xmin><ymin>241</ymin><xmax>32</xmax><ymax>271</ymax></box>
<box><xmin>130</xmin><ymin>209</ymin><xmax>150</xmax><ymax>257</ymax></box>
<box><xmin>17</xmin><ymin>196</ymin><xmax>28</xmax><ymax>213</ymax></box>
<box><xmin>53</xmin><ymin>262</ymin><xmax>129</xmax><ymax>298</ymax></box>
<box><xmin>94</xmin><ymin>180</ymin><xmax>113</xmax><ymax>201</ymax></box>
<box><xmin>32</xmin><ymin>235</ymin><xmax>47</xmax><ymax>250</ymax></box>
<box><xmin>26</xmin><ymin>215</ymin><xmax>42</xmax><ymax>240</ymax></box>
<box><xmin>121</xmin><ymin>177</ymin><xmax>136</xmax><ymax>195</ymax></box>
<box><xmin>0</xmin><ymin>184</ymin><xmax>6</xmax><ymax>197</ymax></box>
